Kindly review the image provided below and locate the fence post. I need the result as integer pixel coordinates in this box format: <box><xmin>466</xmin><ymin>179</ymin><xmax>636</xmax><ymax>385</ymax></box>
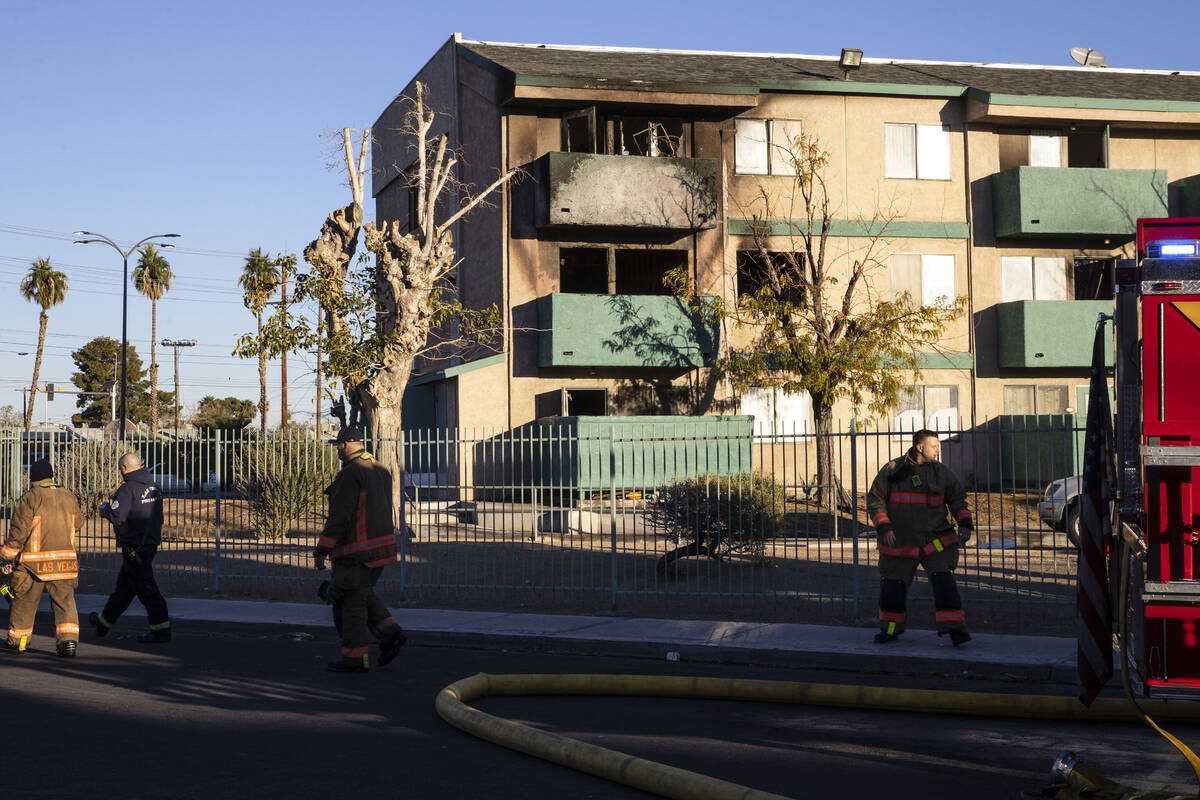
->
<box><xmin>850</xmin><ymin>419</ymin><xmax>860</xmax><ymax>620</ymax></box>
<box><xmin>609</xmin><ymin>426</ymin><xmax>618</xmax><ymax>612</ymax></box>
<box><xmin>214</xmin><ymin>428</ymin><xmax>222</xmax><ymax>593</ymax></box>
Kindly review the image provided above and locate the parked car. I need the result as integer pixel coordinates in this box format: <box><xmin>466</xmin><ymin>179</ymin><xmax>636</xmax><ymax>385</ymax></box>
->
<box><xmin>1038</xmin><ymin>476</ymin><xmax>1083</xmax><ymax>547</ymax></box>
<box><xmin>150</xmin><ymin>467</ymin><xmax>192</xmax><ymax>495</ymax></box>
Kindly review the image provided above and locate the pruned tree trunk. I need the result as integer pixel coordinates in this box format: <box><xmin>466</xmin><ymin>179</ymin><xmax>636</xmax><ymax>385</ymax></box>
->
<box><xmin>25</xmin><ymin>311</ymin><xmax>47</xmax><ymax>431</ymax></box>
<box><xmin>814</xmin><ymin>401</ymin><xmax>853</xmax><ymax>512</ymax></box>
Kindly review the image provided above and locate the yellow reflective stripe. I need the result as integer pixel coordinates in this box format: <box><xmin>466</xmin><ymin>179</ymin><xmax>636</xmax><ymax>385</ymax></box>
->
<box><xmin>19</xmin><ymin>550</ymin><xmax>78</xmax><ymax>561</ymax></box>
<box><xmin>149</xmin><ymin>621</ymin><xmax>171</xmax><ymax>631</ymax></box>
<box><xmin>887</xmin><ymin>622</ymin><xmax>896</xmax><ymax>635</ymax></box>
<box><xmin>933</xmin><ymin>539</ymin><xmax>944</xmax><ymax>552</ymax></box>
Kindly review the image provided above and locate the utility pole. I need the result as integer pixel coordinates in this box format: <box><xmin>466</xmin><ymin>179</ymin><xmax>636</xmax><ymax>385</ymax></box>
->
<box><xmin>161</xmin><ymin>338</ymin><xmax>196</xmax><ymax>435</ymax></box>
<box><xmin>280</xmin><ymin>276</ymin><xmax>289</xmax><ymax>429</ymax></box>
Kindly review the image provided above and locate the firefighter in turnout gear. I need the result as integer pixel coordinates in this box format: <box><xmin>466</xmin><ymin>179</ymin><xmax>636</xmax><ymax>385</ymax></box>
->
<box><xmin>90</xmin><ymin>452</ymin><xmax>172</xmax><ymax>643</ymax></box>
<box><xmin>314</xmin><ymin>426</ymin><xmax>406</xmax><ymax>673</ymax></box>
<box><xmin>2</xmin><ymin>459</ymin><xmax>82</xmax><ymax>657</ymax></box>
<box><xmin>867</xmin><ymin>429</ymin><xmax>974</xmax><ymax>646</ymax></box>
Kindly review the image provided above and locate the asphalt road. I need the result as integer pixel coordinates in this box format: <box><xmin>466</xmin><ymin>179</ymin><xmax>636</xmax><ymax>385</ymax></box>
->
<box><xmin>0</xmin><ymin>619</ymin><xmax>1196</xmax><ymax>800</ymax></box>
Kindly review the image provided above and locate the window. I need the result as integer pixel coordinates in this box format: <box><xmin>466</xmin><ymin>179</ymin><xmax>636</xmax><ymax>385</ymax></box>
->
<box><xmin>888</xmin><ymin>253</ymin><xmax>956</xmax><ymax>306</ymax></box>
<box><xmin>559</xmin><ymin>248</ymin><xmax>609</xmax><ymax>294</ymax></box>
<box><xmin>894</xmin><ymin>386</ymin><xmax>959</xmax><ymax>439</ymax></box>
<box><xmin>565</xmin><ymin>388</ymin><xmax>608</xmax><ymax>416</ymax></box>
<box><xmin>562</xmin><ymin>108</ymin><xmax>597</xmax><ymax>153</ymax></box>
<box><xmin>616</xmin><ymin>117</ymin><xmax>685</xmax><ymax>157</ymax></box>
<box><xmin>1003</xmin><ymin>384</ymin><xmax>1070</xmax><ymax>415</ymax></box>
<box><xmin>736</xmin><ymin>250</ymin><xmax>802</xmax><ymax>299</ymax></box>
<box><xmin>998</xmin><ymin>130</ymin><xmax>1066</xmax><ymax>171</ymax></box>
<box><xmin>1074</xmin><ymin>258</ymin><xmax>1115</xmax><ymax>300</ymax></box>
<box><xmin>1000</xmin><ymin>257</ymin><xmax>1069</xmax><ymax>302</ymax></box>
<box><xmin>735</xmin><ymin>118</ymin><xmax>803</xmax><ymax>176</ymax></box>
<box><xmin>614</xmin><ymin>250</ymin><xmax>686</xmax><ymax>295</ymax></box>
<box><xmin>884</xmin><ymin>123</ymin><xmax>950</xmax><ymax>180</ymax></box>
<box><xmin>742</xmin><ymin>387</ymin><xmax>813</xmax><ymax>440</ymax></box>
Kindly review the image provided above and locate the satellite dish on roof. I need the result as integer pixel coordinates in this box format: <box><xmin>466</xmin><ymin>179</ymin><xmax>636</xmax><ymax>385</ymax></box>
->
<box><xmin>1070</xmin><ymin>47</ymin><xmax>1108</xmax><ymax>67</ymax></box>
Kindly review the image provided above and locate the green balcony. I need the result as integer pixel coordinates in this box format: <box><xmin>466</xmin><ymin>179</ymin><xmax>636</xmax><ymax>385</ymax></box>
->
<box><xmin>537</xmin><ymin>293</ymin><xmax>719</xmax><ymax>368</ymax></box>
<box><xmin>536</xmin><ymin>152</ymin><xmax>719</xmax><ymax>230</ymax></box>
<box><xmin>992</xmin><ymin>166</ymin><xmax>1167</xmax><ymax>240</ymax></box>
<box><xmin>996</xmin><ymin>300</ymin><xmax>1115</xmax><ymax>368</ymax></box>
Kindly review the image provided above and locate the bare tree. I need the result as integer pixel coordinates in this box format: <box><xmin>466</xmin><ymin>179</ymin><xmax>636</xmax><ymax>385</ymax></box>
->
<box><xmin>674</xmin><ymin>131</ymin><xmax>966</xmax><ymax>509</ymax></box>
<box><xmin>302</xmin><ymin>82</ymin><xmax>517</xmax><ymax>519</ymax></box>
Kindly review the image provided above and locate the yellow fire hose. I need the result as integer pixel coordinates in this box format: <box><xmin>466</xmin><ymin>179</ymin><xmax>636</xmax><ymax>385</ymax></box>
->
<box><xmin>436</xmin><ymin>670</ymin><xmax>1200</xmax><ymax>800</ymax></box>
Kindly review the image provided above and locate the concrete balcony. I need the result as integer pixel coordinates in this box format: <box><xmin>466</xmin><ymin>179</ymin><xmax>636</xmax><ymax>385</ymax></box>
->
<box><xmin>537</xmin><ymin>293</ymin><xmax>720</xmax><ymax>368</ymax></box>
<box><xmin>535</xmin><ymin>152</ymin><xmax>718</xmax><ymax>230</ymax></box>
<box><xmin>992</xmin><ymin>166</ymin><xmax>1167</xmax><ymax>240</ymax></box>
<box><xmin>996</xmin><ymin>300</ymin><xmax>1115</xmax><ymax>368</ymax></box>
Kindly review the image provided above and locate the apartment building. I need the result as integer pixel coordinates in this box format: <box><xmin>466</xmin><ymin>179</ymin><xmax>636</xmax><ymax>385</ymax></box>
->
<box><xmin>373</xmin><ymin>35</ymin><xmax>1200</xmax><ymax>435</ymax></box>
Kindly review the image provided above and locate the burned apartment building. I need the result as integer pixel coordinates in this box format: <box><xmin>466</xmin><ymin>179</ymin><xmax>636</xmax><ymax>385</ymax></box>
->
<box><xmin>373</xmin><ymin>35</ymin><xmax>1200</xmax><ymax>435</ymax></box>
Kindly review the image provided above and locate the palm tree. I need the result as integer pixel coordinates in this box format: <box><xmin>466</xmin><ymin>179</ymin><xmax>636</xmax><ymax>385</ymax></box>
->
<box><xmin>133</xmin><ymin>244</ymin><xmax>174</xmax><ymax>435</ymax></box>
<box><xmin>238</xmin><ymin>248</ymin><xmax>280</xmax><ymax>433</ymax></box>
<box><xmin>20</xmin><ymin>258</ymin><xmax>68</xmax><ymax>431</ymax></box>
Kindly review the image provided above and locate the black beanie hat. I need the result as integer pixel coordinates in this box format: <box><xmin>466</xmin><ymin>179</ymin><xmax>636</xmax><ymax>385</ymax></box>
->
<box><xmin>29</xmin><ymin>458</ymin><xmax>53</xmax><ymax>483</ymax></box>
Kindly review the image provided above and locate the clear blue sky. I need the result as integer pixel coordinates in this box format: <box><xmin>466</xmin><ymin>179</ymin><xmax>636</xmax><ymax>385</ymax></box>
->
<box><xmin>2</xmin><ymin>0</ymin><xmax>1195</xmax><ymax>427</ymax></box>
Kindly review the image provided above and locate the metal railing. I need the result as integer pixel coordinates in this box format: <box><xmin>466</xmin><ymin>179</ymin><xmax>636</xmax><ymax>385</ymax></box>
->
<box><xmin>0</xmin><ymin>417</ymin><xmax>1084</xmax><ymax>634</ymax></box>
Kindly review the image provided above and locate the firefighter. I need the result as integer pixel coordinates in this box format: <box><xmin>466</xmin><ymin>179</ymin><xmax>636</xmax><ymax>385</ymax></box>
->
<box><xmin>314</xmin><ymin>427</ymin><xmax>407</xmax><ymax>673</ymax></box>
<box><xmin>89</xmin><ymin>452</ymin><xmax>172</xmax><ymax>642</ymax></box>
<box><xmin>867</xmin><ymin>429</ymin><xmax>974</xmax><ymax>646</ymax></box>
<box><xmin>1</xmin><ymin>458</ymin><xmax>82</xmax><ymax>657</ymax></box>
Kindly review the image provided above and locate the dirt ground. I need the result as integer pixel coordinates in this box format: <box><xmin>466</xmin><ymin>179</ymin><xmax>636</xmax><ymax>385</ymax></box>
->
<box><xmin>35</xmin><ymin>488</ymin><xmax>1080</xmax><ymax>637</ymax></box>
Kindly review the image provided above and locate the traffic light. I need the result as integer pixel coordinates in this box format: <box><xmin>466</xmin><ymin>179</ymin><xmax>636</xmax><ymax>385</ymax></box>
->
<box><xmin>45</xmin><ymin>382</ymin><xmax>54</xmax><ymax>400</ymax></box>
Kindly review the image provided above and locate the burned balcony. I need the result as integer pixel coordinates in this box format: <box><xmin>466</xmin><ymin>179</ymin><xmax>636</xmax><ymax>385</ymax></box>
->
<box><xmin>534</xmin><ymin>152</ymin><xmax>719</xmax><ymax>231</ymax></box>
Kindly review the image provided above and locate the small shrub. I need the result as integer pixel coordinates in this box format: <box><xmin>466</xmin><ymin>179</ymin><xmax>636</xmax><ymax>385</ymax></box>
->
<box><xmin>233</xmin><ymin>433</ymin><xmax>339</xmax><ymax>540</ymax></box>
<box><xmin>647</xmin><ymin>472</ymin><xmax>788</xmax><ymax>573</ymax></box>
<box><xmin>54</xmin><ymin>440</ymin><xmax>123</xmax><ymax>518</ymax></box>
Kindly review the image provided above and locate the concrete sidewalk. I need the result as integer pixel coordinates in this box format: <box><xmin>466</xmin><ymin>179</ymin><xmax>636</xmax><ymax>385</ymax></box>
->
<box><xmin>67</xmin><ymin>593</ymin><xmax>1079</xmax><ymax>682</ymax></box>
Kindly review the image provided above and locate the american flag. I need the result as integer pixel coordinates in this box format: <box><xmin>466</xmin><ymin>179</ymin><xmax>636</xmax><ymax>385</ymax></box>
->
<box><xmin>1077</xmin><ymin>317</ymin><xmax>1115</xmax><ymax>706</ymax></box>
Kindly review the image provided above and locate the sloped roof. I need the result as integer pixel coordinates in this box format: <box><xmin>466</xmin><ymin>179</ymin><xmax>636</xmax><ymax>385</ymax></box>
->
<box><xmin>460</xmin><ymin>39</ymin><xmax>1200</xmax><ymax>103</ymax></box>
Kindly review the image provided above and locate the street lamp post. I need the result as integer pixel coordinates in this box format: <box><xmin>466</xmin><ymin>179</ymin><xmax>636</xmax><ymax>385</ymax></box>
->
<box><xmin>74</xmin><ymin>231</ymin><xmax>180</xmax><ymax>439</ymax></box>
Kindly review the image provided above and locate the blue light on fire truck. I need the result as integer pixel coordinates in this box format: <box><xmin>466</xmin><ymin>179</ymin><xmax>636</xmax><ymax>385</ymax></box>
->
<box><xmin>1158</xmin><ymin>242</ymin><xmax>1198</xmax><ymax>257</ymax></box>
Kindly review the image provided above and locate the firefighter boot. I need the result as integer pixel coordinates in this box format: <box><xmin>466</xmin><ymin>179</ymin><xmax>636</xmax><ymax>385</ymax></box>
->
<box><xmin>379</xmin><ymin>630</ymin><xmax>407</xmax><ymax>667</ymax></box>
<box><xmin>328</xmin><ymin>654</ymin><xmax>369</xmax><ymax>673</ymax></box>
<box><xmin>137</xmin><ymin>629</ymin><xmax>172</xmax><ymax>643</ymax></box>
<box><xmin>56</xmin><ymin>641</ymin><xmax>77</xmax><ymax>658</ymax></box>
<box><xmin>2</xmin><ymin>636</ymin><xmax>28</xmax><ymax>655</ymax></box>
<box><xmin>89</xmin><ymin>612</ymin><xmax>111</xmax><ymax>638</ymax></box>
<box><xmin>948</xmin><ymin>629</ymin><xmax>972</xmax><ymax>647</ymax></box>
<box><xmin>873</xmin><ymin>631</ymin><xmax>900</xmax><ymax>644</ymax></box>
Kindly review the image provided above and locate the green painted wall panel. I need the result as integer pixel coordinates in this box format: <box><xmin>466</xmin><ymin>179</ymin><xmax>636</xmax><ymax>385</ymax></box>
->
<box><xmin>534</xmin><ymin>415</ymin><xmax>755</xmax><ymax>490</ymax></box>
<box><xmin>538</xmin><ymin>293</ymin><xmax>720</xmax><ymax>368</ymax></box>
<box><xmin>992</xmin><ymin>166</ymin><xmax>1168</xmax><ymax>239</ymax></box>
<box><xmin>1178</xmin><ymin>174</ymin><xmax>1200</xmax><ymax>217</ymax></box>
<box><xmin>995</xmin><ymin>300</ymin><xmax>1114</xmax><ymax>368</ymax></box>
<box><xmin>727</xmin><ymin>218</ymin><xmax>969</xmax><ymax>239</ymax></box>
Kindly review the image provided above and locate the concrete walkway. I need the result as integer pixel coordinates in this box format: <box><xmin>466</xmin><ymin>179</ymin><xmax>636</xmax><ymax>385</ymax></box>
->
<box><xmin>69</xmin><ymin>593</ymin><xmax>1081</xmax><ymax>682</ymax></box>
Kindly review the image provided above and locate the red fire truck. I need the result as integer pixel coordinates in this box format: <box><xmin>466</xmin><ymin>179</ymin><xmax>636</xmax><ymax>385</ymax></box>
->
<box><xmin>1116</xmin><ymin>217</ymin><xmax>1200</xmax><ymax>699</ymax></box>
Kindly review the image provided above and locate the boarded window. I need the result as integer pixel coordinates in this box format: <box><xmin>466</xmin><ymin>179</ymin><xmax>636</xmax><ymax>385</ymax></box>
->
<box><xmin>1029</xmin><ymin>132</ymin><xmax>1063</xmax><ymax>167</ymax></box>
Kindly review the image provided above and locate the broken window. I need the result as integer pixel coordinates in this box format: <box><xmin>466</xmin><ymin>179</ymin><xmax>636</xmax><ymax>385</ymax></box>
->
<box><xmin>565</xmin><ymin>388</ymin><xmax>608</xmax><ymax>416</ymax></box>
<box><xmin>562</xmin><ymin>108</ymin><xmax>598</xmax><ymax>153</ymax></box>
<box><xmin>736</xmin><ymin>250</ymin><xmax>803</xmax><ymax>299</ymax></box>
<box><xmin>1074</xmin><ymin>258</ymin><xmax>1115</xmax><ymax>300</ymax></box>
<box><xmin>1067</xmin><ymin>129</ymin><xmax>1106</xmax><ymax>168</ymax></box>
<box><xmin>615</xmin><ymin>117</ymin><xmax>686</xmax><ymax>157</ymax></box>
<box><xmin>559</xmin><ymin>247</ymin><xmax>609</xmax><ymax>294</ymax></box>
<box><xmin>614</xmin><ymin>249</ymin><xmax>687</xmax><ymax>294</ymax></box>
